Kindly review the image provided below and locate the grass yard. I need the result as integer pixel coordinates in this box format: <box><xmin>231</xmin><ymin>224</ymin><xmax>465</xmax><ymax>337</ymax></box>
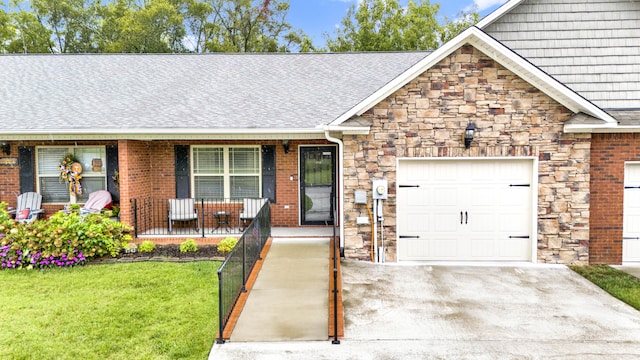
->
<box><xmin>571</xmin><ymin>265</ymin><xmax>640</xmax><ymax>311</ymax></box>
<box><xmin>0</xmin><ymin>261</ymin><xmax>221</xmax><ymax>360</ymax></box>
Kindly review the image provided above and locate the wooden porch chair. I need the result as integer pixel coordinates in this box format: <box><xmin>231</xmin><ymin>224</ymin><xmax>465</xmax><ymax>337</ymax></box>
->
<box><xmin>8</xmin><ymin>192</ymin><xmax>44</xmax><ymax>223</ymax></box>
<box><xmin>239</xmin><ymin>198</ymin><xmax>267</xmax><ymax>231</ymax></box>
<box><xmin>168</xmin><ymin>198</ymin><xmax>199</xmax><ymax>233</ymax></box>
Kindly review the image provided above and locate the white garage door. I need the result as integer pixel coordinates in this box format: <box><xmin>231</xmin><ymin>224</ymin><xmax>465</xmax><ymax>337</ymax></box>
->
<box><xmin>397</xmin><ymin>159</ymin><xmax>533</xmax><ymax>261</ymax></box>
<box><xmin>623</xmin><ymin>163</ymin><xmax>640</xmax><ymax>262</ymax></box>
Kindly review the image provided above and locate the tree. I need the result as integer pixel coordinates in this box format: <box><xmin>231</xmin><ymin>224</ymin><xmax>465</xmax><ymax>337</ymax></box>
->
<box><xmin>205</xmin><ymin>0</ymin><xmax>312</xmax><ymax>52</ymax></box>
<box><xmin>29</xmin><ymin>0</ymin><xmax>101</xmax><ymax>53</ymax></box>
<box><xmin>3</xmin><ymin>0</ymin><xmax>312</xmax><ymax>53</ymax></box>
<box><xmin>99</xmin><ymin>0</ymin><xmax>186</xmax><ymax>53</ymax></box>
<box><xmin>325</xmin><ymin>0</ymin><xmax>478</xmax><ymax>52</ymax></box>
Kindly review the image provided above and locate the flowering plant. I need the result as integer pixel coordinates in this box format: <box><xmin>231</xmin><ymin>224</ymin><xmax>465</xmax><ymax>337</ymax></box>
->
<box><xmin>0</xmin><ymin>202</ymin><xmax>133</xmax><ymax>270</ymax></box>
<box><xmin>58</xmin><ymin>154</ymin><xmax>83</xmax><ymax>195</ymax></box>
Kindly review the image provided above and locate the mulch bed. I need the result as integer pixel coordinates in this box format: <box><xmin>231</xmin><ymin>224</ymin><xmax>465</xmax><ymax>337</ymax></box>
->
<box><xmin>93</xmin><ymin>245</ymin><xmax>227</xmax><ymax>264</ymax></box>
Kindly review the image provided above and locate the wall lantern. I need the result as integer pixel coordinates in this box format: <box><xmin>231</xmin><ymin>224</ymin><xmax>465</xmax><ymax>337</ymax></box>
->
<box><xmin>0</xmin><ymin>142</ymin><xmax>10</xmax><ymax>155</ymax></box>
<box><xmin>463</xmin><ymin>123</ymin><xmax>476</xmax><ymax>149</ymax></box>
<box><xmin>282</xmin><ymin>139</ymin><xmax>290</xmax><ymax>154</ymax></box>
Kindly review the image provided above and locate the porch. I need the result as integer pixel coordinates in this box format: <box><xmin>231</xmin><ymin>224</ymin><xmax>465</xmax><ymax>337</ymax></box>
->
<box><xmin>131</xmin><ymin>197</ymin><xmax>334</xmax><ymax>241</ymax></box>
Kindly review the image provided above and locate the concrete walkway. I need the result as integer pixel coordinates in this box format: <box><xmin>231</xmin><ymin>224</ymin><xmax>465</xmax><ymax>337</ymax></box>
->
<box><xmin>210</xmin><ymin>262</ymin><xmax>640</xmax><ymax>359</ymax></box>
<box><xmin>228</xmin><ymin>237</ymin><xmax>330</xmax><ymax>342</ymax></box>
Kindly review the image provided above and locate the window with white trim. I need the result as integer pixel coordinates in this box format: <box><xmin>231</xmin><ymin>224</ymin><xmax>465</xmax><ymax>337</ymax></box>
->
<box><xmin>36</xmin><ymin>146</ymin><xmax>107</xmax><ymax>203</ymax></box>
<box><xmin>192</xmin><ymin>146</ymin><xmax>260</xmax><ymax>199</ymax></box>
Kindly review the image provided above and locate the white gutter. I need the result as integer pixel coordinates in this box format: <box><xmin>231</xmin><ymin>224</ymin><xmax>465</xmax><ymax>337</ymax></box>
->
<box><xmin>324</xmin><ymin>129</ymin><xmax>345</xmax><ymax>252</ymax></box>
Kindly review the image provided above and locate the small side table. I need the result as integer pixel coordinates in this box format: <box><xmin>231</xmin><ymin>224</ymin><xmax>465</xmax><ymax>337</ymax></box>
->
<box><xmin>212</xmin><ymin>211</ymin><xmax>231</xmax><ymax>233</ymax></box>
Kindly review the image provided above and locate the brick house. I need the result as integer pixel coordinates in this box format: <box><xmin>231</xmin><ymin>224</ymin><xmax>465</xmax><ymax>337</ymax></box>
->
<box><xmin>1</xmin><ymin>0</ymin><xmax>638</xmax><ymax>265</ymax></box>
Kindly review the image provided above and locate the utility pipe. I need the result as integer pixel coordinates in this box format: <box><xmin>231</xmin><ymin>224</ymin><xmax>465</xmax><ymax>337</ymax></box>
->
<box><xmin>324</xmin><ymin>130</ymin><xmax>345</xmax><ymax>252</ymax></box>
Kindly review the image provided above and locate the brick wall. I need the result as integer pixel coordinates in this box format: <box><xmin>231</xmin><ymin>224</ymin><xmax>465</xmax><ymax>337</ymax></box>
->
<box><xmin>342</xmin><ymin>45</ymin><xmax>590</xmax><ymax>264</ymax></box>
<box><xmin>589</xmin><ymin>133</ymin><xmax>640</xmax><ymax>264</ymax></box>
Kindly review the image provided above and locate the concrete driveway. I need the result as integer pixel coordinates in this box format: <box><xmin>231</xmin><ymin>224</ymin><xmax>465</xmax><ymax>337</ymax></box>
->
<box><xmin>210</xmin><ymin>261</ymin><xmax>640</xmax><ymax>359</ymax></box>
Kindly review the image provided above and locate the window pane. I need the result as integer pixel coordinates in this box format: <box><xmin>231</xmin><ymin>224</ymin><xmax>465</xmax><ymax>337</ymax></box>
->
<box><xmin>230</xmin><ymin>176</ymin><xmax>259</xmax><ymax>199</ymax></box>
<box><xmin>230</xmin><ymin>148</ymin><xmax>259</xmax><ymax>174</ymax></box>
<box><xmin>38</xmin><ymin>148</ymin><xmax>69</xmax><ymax>175</ymax></box>
<box><xmin>40</xmin><ymin>177</ymin><xmax>69</xmax><ymax>203</ymax></box>
<box><xmin>76</xmin><ymin>178</ymin><xmax>107</xmax><ymax>203</ymax></box>
<box><xmin>194</xmin><ymin>148</ymin><xmax>223</xmax><ymax>174</ymax></box>
<box><xmin>75</xmin><ymin>147</ymin><xmax>106</xmax><ymax>176</ymax></box>
<box><xmin>194</xmin><ymin>176</ymin><xmax>224</xmax><ymax>198</ymax></box>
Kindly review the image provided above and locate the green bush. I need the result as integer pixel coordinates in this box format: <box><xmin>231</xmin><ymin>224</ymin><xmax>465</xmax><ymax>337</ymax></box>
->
<box><xmin>179</xmin><ymin>239</ymin><xmax>198</xmax><ymax>253</ymax></box>
<box><xmin>217</xmin><ymin>237</ymin><xmax>238</xmax><ymax>254</ymax></box>
<box><xmin>138</xmin><ymin>240</ymin><xmax>156</xmax><ymax>253</ymax></box>
<box><xmin>0</xmin><ymin>202</ymin><xmax>133</xmax><ymax>270</ymax></box>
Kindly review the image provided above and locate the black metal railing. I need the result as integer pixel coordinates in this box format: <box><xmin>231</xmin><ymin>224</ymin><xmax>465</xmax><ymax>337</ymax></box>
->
<box><xmin>216</xmin><ymin>200</ymin><xmax>271</xmax><ymax>344</ymax></box>
<box><xmin>331</xmin><ymin>197</ymin><xmax>341</xmax><ymax>344</ymax></box>
<box><xmin>130</xmin><ymin>197</ymin><xmax>267</xmax><ymax>237</ymax></box>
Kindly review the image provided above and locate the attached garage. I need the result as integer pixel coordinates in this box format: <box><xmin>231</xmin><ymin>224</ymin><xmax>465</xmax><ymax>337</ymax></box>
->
<box><xmin>624</xmin><ymin>163</ymin><xmax>640</xmax><ymax>263</ymax></box>
<box><xmin>397</xmin><ymin>158</ymin><xmax>536</xmax><ymax>262</ymax></box>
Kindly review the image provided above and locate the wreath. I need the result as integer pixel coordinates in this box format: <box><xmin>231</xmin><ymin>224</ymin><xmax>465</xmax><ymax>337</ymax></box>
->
<box><xmin>58</xmin><ymin>154</ymin><xmax>83</xmax><ymax>195</ymax></box>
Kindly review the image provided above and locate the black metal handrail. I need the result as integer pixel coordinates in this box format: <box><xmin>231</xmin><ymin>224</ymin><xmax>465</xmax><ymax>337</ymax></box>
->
<box><xmin>216</xmin><ymin>200</ymin><xmax>271</xmax><ymax>344</ymax></box>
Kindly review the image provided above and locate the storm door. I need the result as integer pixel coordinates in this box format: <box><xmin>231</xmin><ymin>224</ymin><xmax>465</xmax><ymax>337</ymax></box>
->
<box><xmin>300</xmin><ymin>146</ymin><xmax>336</xmax><ymax>225</ymax></box>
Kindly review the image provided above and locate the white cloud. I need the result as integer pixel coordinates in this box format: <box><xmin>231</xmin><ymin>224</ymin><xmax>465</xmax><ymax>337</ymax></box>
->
<box><xmin>473</xmin><ymin>0</ymin><xmax>509</xmax><ymax>12</ymax></box>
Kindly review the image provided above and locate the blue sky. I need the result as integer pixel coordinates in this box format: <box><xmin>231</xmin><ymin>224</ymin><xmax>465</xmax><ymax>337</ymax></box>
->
<box><xmin>287</xmin><ymin>0</ymin><xmax>509</xmax><ymax>47</ymax></box>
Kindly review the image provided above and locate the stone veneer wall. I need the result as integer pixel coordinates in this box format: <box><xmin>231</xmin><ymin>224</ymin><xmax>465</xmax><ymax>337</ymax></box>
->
<box><xmin>342</xmin><ymin>45</ymin><xmax>591</xmax><ymax>265</ymax></box>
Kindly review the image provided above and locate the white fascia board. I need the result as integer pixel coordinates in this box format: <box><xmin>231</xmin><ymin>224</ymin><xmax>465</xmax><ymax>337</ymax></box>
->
<box><xmin>331</xmin><ymin>26</ymin><xmax>616</xmax><ymax>126</ymax></box>
<box><xmin>564</xmin><ymin>123</ymin><xmax>640</xmax><ymax>133</ymax></box>
<box><xmin>475</xmin><ymin>0</ymin><xmax>526</xmax><ymax>29</ymax></box>
<box><xmin>322</xmin><ymin>125</ymin><xmax>370</xmax><ymax>135</ymax></box>
<box><xmin>0</xmin><ymin>128</ymin><xmax>327</xmax><ymax>141</ymax></box>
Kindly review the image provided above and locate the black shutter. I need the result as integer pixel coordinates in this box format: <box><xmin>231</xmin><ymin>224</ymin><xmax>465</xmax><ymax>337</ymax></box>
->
<box><xmin>18</xmin><ymin>146</ymin><xmax>35</xmax><ymax>193</ymax></box>
<box><xmin>175</xmin><ymin>145</ymin><xmax>190</xmax><ymax>198</ymax></box>
<box><xmin>106</xmin><ymin>145</ymin><xmax>120</xmax><ymax>202</ymax></box>
<box><xmin>262</xmin><ymin>145</ymin><xmax>276</xmax><ymax>203</ymax></box>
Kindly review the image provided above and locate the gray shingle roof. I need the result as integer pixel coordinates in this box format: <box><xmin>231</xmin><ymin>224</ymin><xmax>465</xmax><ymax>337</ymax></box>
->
<box><xmin>0</xmin><ymin>52</ymin><xmax>429</xmax><ymax>136</ymax></box>
<box><xmin>482</xmin><ymin>0</ymin><xmax>640</xmax><ymax>110</ymax></box>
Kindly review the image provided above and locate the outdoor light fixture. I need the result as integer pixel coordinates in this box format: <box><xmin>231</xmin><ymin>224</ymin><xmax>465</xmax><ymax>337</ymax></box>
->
<box><xmin>0</xmin><ymin>142</ymin><xmax>10</xmax><ymax>155</ymax></box>
<box><xmin>464</xmin><ymin>123</ymin><xmax>476</xmax><ymax>149</ymax></box>
<box><xmin>282</xmin><ymin>139</ymin><xmax>290</xmax><ymax>154</ymax></box>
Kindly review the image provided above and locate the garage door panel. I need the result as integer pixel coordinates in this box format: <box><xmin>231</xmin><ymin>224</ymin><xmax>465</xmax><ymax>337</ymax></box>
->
<box><xmin>624</xmin><ymin>163</ymin><xmax>640</xmax><ymax>262</ymax></box>
<box><xmin>398</xmin><ymin>159</ymin><xmax>533</xmax><ymax>262</ymax></box>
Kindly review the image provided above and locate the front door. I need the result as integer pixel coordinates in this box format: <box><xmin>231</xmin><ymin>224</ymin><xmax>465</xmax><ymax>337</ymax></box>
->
<box><xmin>300</xmin><ymin>146</ymin><xmax>336</xmax><ymax>225</ymax></box>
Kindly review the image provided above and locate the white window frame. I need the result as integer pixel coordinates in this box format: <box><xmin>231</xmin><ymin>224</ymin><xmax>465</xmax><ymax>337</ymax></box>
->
<box><xmin>191</xmin><ymin>145</ymin><xmax>261</xmax><ymax>199</ymax></box>
<box><xmin>36</xmin><ymin>146</ymin><xmax>107</xmax><ymax>204</ymax></box>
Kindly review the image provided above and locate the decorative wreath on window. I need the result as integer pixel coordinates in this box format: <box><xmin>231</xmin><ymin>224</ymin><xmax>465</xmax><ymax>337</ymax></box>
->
<box><xmin>58</xmin><ymin>154</ymin><xmax>83</xmax><ymax>195</ymax></box>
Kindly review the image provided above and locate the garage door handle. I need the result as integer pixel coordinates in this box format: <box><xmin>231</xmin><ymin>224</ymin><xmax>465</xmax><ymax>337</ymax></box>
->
<box><xmin>624</xmin><ymin>237</ymin><xmax>640</xmax><ymax>240</ymax></box>
<box><xmin>399</xmin><ymin>235</ymin><xmax>420</xmax><ymax>239</ymax></box>
<box><xmin>465</xmin><ymin>211</ymin><xmax>468</xmax><ymax>224</ymax></box>
<box><xmin>509</xmin><ymin>236</ymin><xmax>530</xmax><ymax>239</ymax></box>
<box><xmin>625</xmin><ymin>186</ymin><xmax>640</xmax><ymax>189</ymax></box>
<box><xmin>460</xmin><ymin>211</ymin><xmax>463</xmax><ymax>224</ymax></box>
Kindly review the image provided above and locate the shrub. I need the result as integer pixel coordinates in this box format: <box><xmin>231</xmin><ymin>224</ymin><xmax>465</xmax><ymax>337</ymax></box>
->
<box><xmin>138</xmin><ymin>240</ymin><xmax>156</xmax><ymax>253</ymax></box>
<box><xmin>217</xmin><ymin>237</ymin><xmax>238</xmax><ymax>254</ymax></box>
<box><xmin>0</xmin><ymin>202</ymin><xmax>133</xmax><ymax>270</ymax></box>
<box><xmin>179</xmin><ymin>239</ymin><xmax>198</xmax><ymax>253</ymax></box>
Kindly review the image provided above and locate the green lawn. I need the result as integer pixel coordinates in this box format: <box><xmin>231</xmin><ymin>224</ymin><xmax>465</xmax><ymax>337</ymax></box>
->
<box><xmin>570</xmin><ymin>265</ymin><xmax>640</xmax><ymax>311</ymax></box>
<box><xmin>0</xmin><ymin>261</ymin><xmax>220</xmax><ymax>360</ymax></box>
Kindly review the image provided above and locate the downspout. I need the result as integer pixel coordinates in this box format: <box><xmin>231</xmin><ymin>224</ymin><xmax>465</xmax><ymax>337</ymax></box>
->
<box><xmin>324</xmin><ymin>130</ymin><xmax>345</xmax><ymax>254</ymax></box>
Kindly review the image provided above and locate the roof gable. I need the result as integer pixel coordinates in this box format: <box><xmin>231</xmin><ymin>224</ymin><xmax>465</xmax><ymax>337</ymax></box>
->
<box><xmin>330</xmin><ymin>26</ymin><xmax>615</xmax><ymax>127</ymax></box>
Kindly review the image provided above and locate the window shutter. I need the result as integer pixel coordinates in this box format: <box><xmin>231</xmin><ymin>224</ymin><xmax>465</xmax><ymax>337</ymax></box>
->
<box><xmin>261</xmin><ymin>145</ymin><xmax>276</xmax><ymax>203</ymax></box>
<box><xmin>175</xmin><ymin>145</ymin><xmax>190</xmax><ymax>198</ymax></box>
<box><xmin>18</xmin><ymin>146</ymin><xmax>35</xmax><ymax>193</ymax></box>
<box><xmin>106</xmin><ymin>145</ymin><xmax>119</xmax><ymax>202</ymax></box>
